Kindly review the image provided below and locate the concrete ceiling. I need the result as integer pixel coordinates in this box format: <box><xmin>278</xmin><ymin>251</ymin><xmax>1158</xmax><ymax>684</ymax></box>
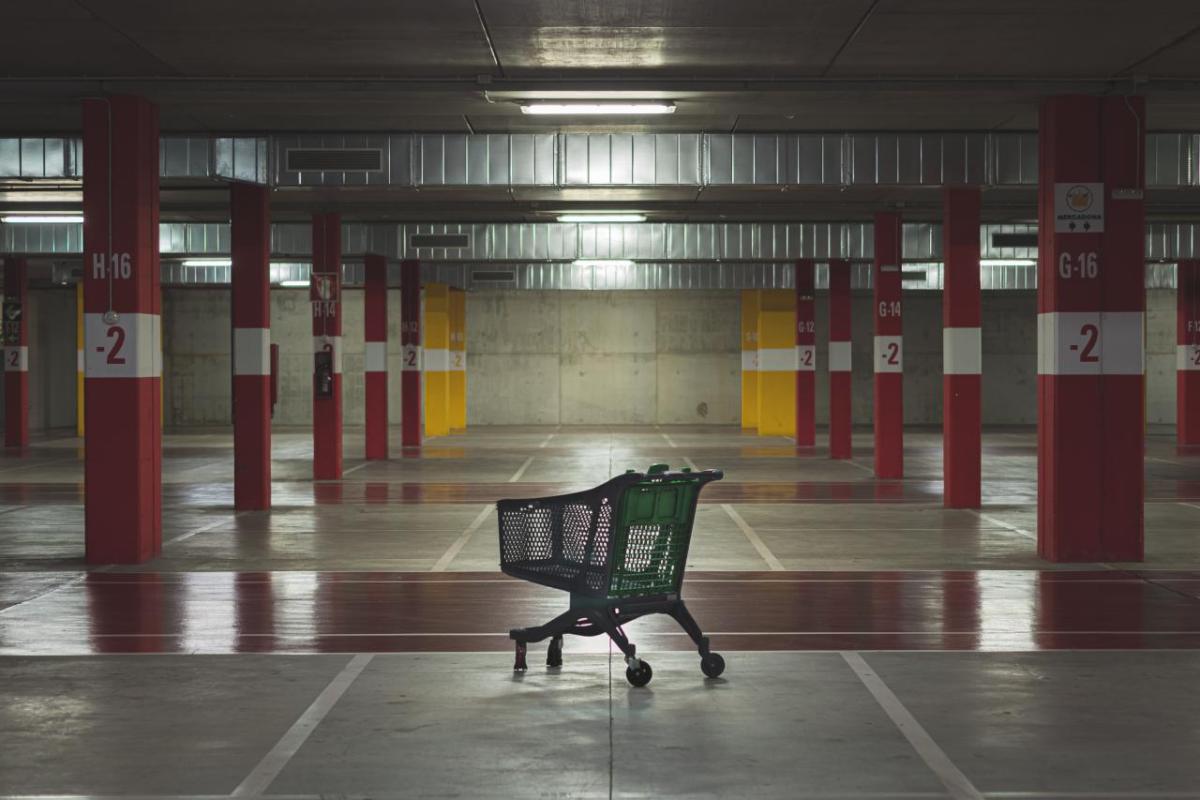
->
<box><xmin>2</xmin><ymin>0</ymin><xmax>1200</xmax><ymax>133</ymax></box>
<box><xmin>3</xmin><ymin>1</ymin><xmax>1200</xmax><ymax>222</ymax></box>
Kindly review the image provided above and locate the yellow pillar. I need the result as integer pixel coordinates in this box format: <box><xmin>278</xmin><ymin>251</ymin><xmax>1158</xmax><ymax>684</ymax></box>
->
<box><xmin>449</xmin><ymin>287</ymin><xmax>467</xmax><ymax>432</ymax></box>
<box><xmin>756</xmin><ymin>289</ymin><xmax>797</xmax><ymax>437</ymax></box>
<box><xmin>76</xmin><ymin>283</ymin><xmax>85</xmax><ymax>437</ymax></box>
<box><xmin>740</xmin><ymin>290</ymin><xmax>760</xmax><ymax>430</ymax></box>
<box><xmin>423</xmin><ymin>283</ymin><xmax>451</xmax><ymax>438</ymax></box>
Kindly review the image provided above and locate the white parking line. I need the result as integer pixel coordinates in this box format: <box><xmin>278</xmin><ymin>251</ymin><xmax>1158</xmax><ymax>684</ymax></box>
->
<box><xmin>341</xmin><ymin>461</ymin><xmax>373</xmax><ymax>476</ymax></box>
<box><xmin>721</xmin><ymin>504</ymin><xmax>784</xmax><ymax>571</ymax></box>
<box><xmin>164</xmin><ymin>513</ymin><xmax>246</xmax><ymax>547</ymax></box>
<box><xmin>965</xmin><ymin>509</ymin><xmax>1036</xmax><ymax>541</ymax></box>
<box><xmin>661</xmin><ymin>432</ymin><xmax>678</xmax><ymax>448</ymax></box>
<box><xmin>841</xmin><ymin>652</ymin><xmax>984</xmax><ymax>800</ymax></box>
<box><xmin>845</xmin><ymin>459</ymin><xmax>875</xmax><ymax>474</ymax></box>
<box><xmin>508</xmin><ymin>456</ymin><xmax>534</xmax><ymax>483</ymax></box>
<box><xmin>231</xmin><ymin>653</ymin><xmax>373</xmax><ymax>797</ymax></box>
<box><xmin>683</xmin><ymin>457</ymin><xmax>700</xmax><ymax>471</ymax></box>
<box><xmin>431</xmin><ymin>505</ymin><xmax>494</xmax><ymax>572</ymax></box>
<box><xmin>1179</xmin><ymin>502</ymin><xmax>1200</xmax><ymax>513</ymax></box>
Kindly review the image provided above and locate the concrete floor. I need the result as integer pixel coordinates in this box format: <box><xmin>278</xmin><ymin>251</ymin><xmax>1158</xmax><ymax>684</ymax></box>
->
<box><xmin>1</xmin><ymin>425</ymin><xmax>1199</xmax><ymax>798</ymax></box>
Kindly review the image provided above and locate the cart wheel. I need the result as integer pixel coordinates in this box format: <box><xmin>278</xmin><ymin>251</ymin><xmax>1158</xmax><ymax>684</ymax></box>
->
<box><xmin>625</xmin><ymin>660</ymin><xmax>653</xmax><ymax>687</ymax></box>
<box><xmin>547</xmin><ymin>635</ymin><xmax>563</xmax><ymax>668</ymax></box>
<box><xmin>700</xmin><ymin>652</ymin><xmax>726</xmax><ymax>679</ymax></box>
<box><xmin>514</xmin><ymin>641</ymin><xmax>528</xmax><ymax>672</ymax></box>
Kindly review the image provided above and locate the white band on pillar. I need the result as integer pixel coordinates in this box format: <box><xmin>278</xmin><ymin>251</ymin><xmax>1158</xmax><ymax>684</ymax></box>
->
<box><xmin>76</xmin><ymin>349</ymin><xmax>84</xmax><ymax>372</ymax></box>
<box><xmin>366</xmin><ymin>341</ymin><xmax>387</xmax><ymax>373</ymax></box>
<box><xmin>233</xmin><ymin>328</ymin><xmax>271</xmax><ymax>376</ymax></box>
<box><xmin>312</xmin><ymin>335</ymin><xmax>343</xmax><ymax>374</ymax></box>
<box><xmin>1037</xmin><ymin>312</ymin><xmax>1144</xmax><ymax>376</ymax></box>
<box><xmin>84</xmin><ymin>313</ymin><xmax>162</xmax><ymax>379</ymax></box>
<box><xmin>1180</xmin><ymin>344</ymin><xmax>1200</xmax><ymax>371</ymax></box>
<box><xmin>4</xmin><ymin>346</ymin><xmax>28</xmax><ymax>372</ymax></box>
<box><xmin>943</xmin><ymin>327</ymin><xmax>982</xmax><ymax>375</ymax></box>
<box><xmin>741</xmin><ymin>351</ymin><xmax>758</xmax><ymax>371</ymax></box>
<box><xmin>424</xmin><ymin>347</ymin><xmax>450</xmax><ymax>372</ymax></box>
<box><xmin>758</xmin><ymin>347</ymin><xmax>798</xmax><ymax>372</ymax></box>
<box><xmin>873</xmin><ymin>335</ymin><xmax>903</xmax><ymax>373</ymax></box>
<box><xmin>828</xmin><ymin>341</ymin><xmax>852</xmax><ymax>373</ymax></box>
<box><xmin>795</xmin><ymin>345</ymin><xmax>815</xmax><ymax>372</ymax></box>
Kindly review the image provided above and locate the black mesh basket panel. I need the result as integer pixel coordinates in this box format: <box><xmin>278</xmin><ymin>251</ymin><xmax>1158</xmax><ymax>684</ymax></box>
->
<box><xmin>497</xmin><ymin>473</ymin><xmax>640</xmax><ymax>596</ymax></box>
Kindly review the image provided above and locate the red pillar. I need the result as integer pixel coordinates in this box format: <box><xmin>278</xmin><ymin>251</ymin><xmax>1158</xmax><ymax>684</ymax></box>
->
<box><xmin>942</xmin><ymin>186</ymin><xmax>982</xmax><ymax>508</ymax></box>
<box><xmin>1037</xmin><ymin>95</ymin><xmax>1145</xmax><ymax>562</ymax></box>
<box><xmin>311</xmin><ymin>213</ymin><xmax>343</xmax><ymax>480</ymax></box>
<box><xmin>1180</xmin><ymin>261</ymin><xmax>1200</xmax><ymax>446</ymax></box>
<box><xmin>82</xmin><ymin>95</ymin><xmax>162</xmax><ymax>564</ymax></box>
<box><xmin>873</xmin><ymin>212</ymin><xmax>903</xmax><ymax>478</ymax></box>
<box><xmin>400</xmin><ymin>259</ymin><xmax>422</xmax><ymax>448</ymax></box>
<box><xmin>231</xmin><ymin>183</ymin><xmax>271</xmax><ymax>510</ymax></box>
<box><xmin>828</xmin><ymin>259</ymin><xmax>852</xmax><ymax>460</ymax></box>
<box><xmin>364</xmin><ymin>254</ymin><xmax>388</xmax><ymax>460</ymax></box>
<box><xmin>794</xmin><ymin>259</ymin><xmax>816</xmax><ymax>446</ymax></box>
<box><xmin>3</xmin><ymin>258</ymin><xmax>29</xmax><ymax>448</ymax></box>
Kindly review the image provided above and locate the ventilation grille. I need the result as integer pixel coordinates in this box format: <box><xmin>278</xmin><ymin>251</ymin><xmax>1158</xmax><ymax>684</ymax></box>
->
<box><xmin>285</xmin><ymin>148</ymin><xmax>383</xmax><ymax>172</ymax></box>
<box><xmin>410</xmin><ymin>233</ymin><xmax>470</xmax><ymax>249</ymax></box>
<box><xmin>991</xmin><ymin>232</ymin><xmax>1038</xmax><ymax>249</ymax></box>
<box><xmin>471</xmin><ymin>269</ymin><xmax>516</xmax><ymax>284</ymax></box>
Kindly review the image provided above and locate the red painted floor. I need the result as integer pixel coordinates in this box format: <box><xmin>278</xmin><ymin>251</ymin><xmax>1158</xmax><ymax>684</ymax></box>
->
<box><xmin>4</xmin><ymin>569</ymin><xmax>1200</xmax><ymax>655</ymax></box>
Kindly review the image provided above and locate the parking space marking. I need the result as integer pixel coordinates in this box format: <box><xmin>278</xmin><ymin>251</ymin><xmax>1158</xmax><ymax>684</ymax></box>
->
<box><xmin>721</xmin><ymin>504</ymin><xmax>784</xmax><ymax>571</ymax></box>
<box><xmin>841</xmin><ymin>651</ymin><xmax>984</xmax><ymax>800</ymax></box>
<box><xmin>965</xmin><ymin>509</ymin><xmax>1036</xmax><ymax>541</ymax></box>
<box><xmin>431</xmin><ymin>504</ymin><xmax>494</xmax><ymax>572</ymax></box>
<box><xmin>508</xmin><ymin>456</ymin><xmax>534</xmax><ymax>483</ymax></box>
<box><xmin>231</xmin><ymin>653</ymin><xmax>373</xmax><ymax>797</ymax></box>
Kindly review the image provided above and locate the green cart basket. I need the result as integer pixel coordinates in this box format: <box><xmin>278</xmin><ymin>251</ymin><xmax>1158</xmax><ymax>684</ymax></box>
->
<box><xmin>498</xmin><ymin>464</ymin><xmax>724</xmax><ymax>687</ymax></box>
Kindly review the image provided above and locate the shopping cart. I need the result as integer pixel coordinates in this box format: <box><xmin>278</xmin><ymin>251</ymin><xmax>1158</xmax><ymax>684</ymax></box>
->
<box><xmin>498</xmin><ymin>464</ymin><xmax>724</xmax><ymax>687</ymax></box>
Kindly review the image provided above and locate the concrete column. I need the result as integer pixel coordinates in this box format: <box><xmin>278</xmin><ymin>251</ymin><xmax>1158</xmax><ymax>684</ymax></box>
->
<box><xmin>1037</xmin><ymin>95</ymin><xmax>1145</xmax><ymax>562</ymax></box>
<box><xmin>231</xmin><ymin>182</ymin><xmax>271</xmax><ymax>510</ymax></box>
<box><xmin>449</xmin><ymin>287</ymin><xmax>466</xmax><ymax>432</ymax></box>
<box><xmin>311</xmin><ymin>212</ymin><xmax>343</xmax><ymax>480</ymax></box>
<box><xmin>424</xmin><ymin>283</ymin><xmax>450</xmax><ymax>438</ymax></box>
<box><xmin>76</xmin><ymin>283</ymin><xmax>84</xmax><ymax>437</ymax></box>
<box><xmin>942</xmin><ymin>186</ymin><xmax>982</xmax><ymax>508</ymax></box>
<box><xmin>3</xmin><ymin>258</ymin><xmax>29</xmax><ymax>448</ymax></box>
<box><xmin>794</xmin><ymin>259</ymin><xmax>816</xmax><ymax>446</ymax></box>
<box><xmin>828</xmin><ymin>259</ymin><xmax>852</xmax><ymax>460</ymax></box>
<box><xmin>757</xmin><ymin>289</ymin><xmax>796</xmax><ymax>437</ymax></box>
<box><xmin>873</xmin><ymin>211</ymin><xmax>903</xmax><ymax>478</ymax></box>
<box><xmin>364</xmin><ymin>253</ymin><xmax>388</xmax><ymax>459</ymax></box>
<box><xmin>82</xmin><ymin>95</ymin><xmax>162</xmax><ymax>564</ymax></box>
<box><xmin>740</xmin><ymin>290</ymin><xmax>760</xmax><ymax>430</ymax></box>
<box><xmin>400</xmin><ymin>259</ymin><xmax>422</xmax><ymax>448</ymax></box>
<box><xmin>1179</xmin><ymin>260</ymin><xmax>1200</xmax><ymax>446</ymax></box>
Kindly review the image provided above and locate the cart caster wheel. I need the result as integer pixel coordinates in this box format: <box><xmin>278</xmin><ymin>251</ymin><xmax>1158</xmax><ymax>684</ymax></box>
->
<box><xmin>700</xmin><ymin>652</ymin><xmax>726</xmax><ymax>679</ymax></box>
<box><xmin>547</xmin><ymin>636</ymin><xmax>563</xmax><ymax>668</ymax></box>
<box><xmin>514</xmin><ymin>641</ymin><xmax>528</xmax><ymax>672</ymax></box>
<box><xmin>625</xmin><ymin>660</ymin><xmax>653</xmax><ymax>688</ymax></box>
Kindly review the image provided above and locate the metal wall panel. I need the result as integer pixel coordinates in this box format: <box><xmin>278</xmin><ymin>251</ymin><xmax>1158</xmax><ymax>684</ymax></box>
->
<box><xmin>0</xmin><ymin>137</ymin><xmax>80</xmax><ymax>179</ymax></box>
<box><xmin>11</xmin><ymin>131</ymin><xmax>1200</xmax><ymax>188</ymax></box>
<box><xmin>1146</xmin><ymin>133</ymin><xmax>1200</xmax><ymax>187</ymax></box>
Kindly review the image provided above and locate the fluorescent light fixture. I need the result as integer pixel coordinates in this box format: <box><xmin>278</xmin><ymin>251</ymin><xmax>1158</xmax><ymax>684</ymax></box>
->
<box><xmin>573</xmin><ymin>259</ymin><xmax>635</xmax><ymax>268</ymax></box>
<box><xmin>0</xmin><ymin>214</ymin><xmax>83</xmax><ymax>224</ymax></box>
<box><xmin>181</xmin><ymin>258</ymin><xmax>232</xmax><ymax>268</ymax></box>
<box><xmin>557</xmin><ymin>213</ymin><xmax>646</xmax><ymax>224</ymax></box>
<box><xmin>279</xmin><ymin>279</ymin><xmax>310</xmax><ymax>288</ymax></box>
<box><xmin>981</xmin><ymin>258</ymin><xmax>1036</xmax><ymax>267</ymax></box>
<box><xmin>521</xmin><ymin>102</ymin><xmax>675</xmax><ymax>116</ymax></box>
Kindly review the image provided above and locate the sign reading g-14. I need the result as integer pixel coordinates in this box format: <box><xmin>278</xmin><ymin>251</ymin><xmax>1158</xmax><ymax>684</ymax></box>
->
<box><xmin>1054</xmin><ymin>183</ymin><xmax>1105</xmax><ymax>233</ymax></box>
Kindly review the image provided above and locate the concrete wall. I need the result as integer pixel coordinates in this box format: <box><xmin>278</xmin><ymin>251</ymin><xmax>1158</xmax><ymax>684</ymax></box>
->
<box><xmin>4</xmin><ymin>286</ymin><xmax>1184</xmax><ymax>431</ymax></box>
<box><xmin>467</xmin><ymin>290</ymin><xmax>741</xmax><ymax>425</ymax></box>
<box><xmin>162</xmin><ymin>287</ymin><xmax>409</xmax><ymax>428</ymax></box>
